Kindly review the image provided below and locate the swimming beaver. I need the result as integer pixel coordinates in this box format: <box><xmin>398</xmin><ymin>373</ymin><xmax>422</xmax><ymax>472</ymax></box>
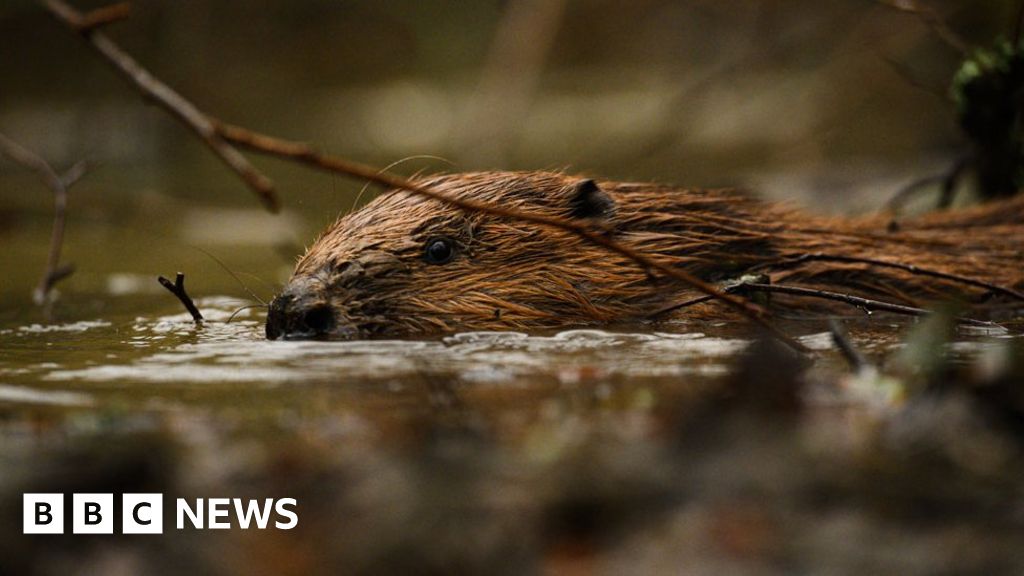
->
<box><xmin>265</xmin><ymin>171</ymin><xmax>1024</xmax><ymax>340</ymax></box>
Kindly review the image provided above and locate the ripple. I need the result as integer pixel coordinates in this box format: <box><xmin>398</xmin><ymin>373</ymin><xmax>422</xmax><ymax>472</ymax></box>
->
<box><xmin>12</xmin><ymin>296</ymin><xmax>1012</xmax><ymax>389</ymax></box>
<box><xmin>40</xmin><ymin>302</ymin><xmax>746</xmax><ymax>384</ymax></box>
<box><xmin>0</xmin><ymin>384</ymin><xmax>94</xmax><ymax>407</ymax></box>
<box><xmin>18</xmin><ymin>320</ymin><xmax>111</xmax><ymax>334</ymax></box>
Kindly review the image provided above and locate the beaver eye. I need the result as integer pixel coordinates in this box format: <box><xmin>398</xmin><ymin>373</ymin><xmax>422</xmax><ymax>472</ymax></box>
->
<box><xmin>424</xmin><ymin>237</ymin><xmax>455</xmax><ymax>265</ymax></box>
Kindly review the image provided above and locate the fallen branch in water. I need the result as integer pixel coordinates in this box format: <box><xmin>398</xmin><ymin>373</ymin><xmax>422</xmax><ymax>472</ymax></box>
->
<box><xmin>0</xmin><ymin>132</ymin><xmax>86</xmax><ymax>308</ymax></box>
<box><xmin>40</xmin><ymin>0</ymin><xmax>279</xmax><ymax>212</ymax></box>
<box><xmin>158</xmin><ymin>273</ymin><xmax>204</xmax><ymax>323</ymax></box>
<box><xmin>778</xmin><ymin>252</ymin><xmax>1024</xmax><ymax>303</ymax></box>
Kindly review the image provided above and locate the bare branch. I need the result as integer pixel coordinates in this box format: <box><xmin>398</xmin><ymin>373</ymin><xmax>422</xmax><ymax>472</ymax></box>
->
<box><xmin>0</xmin><ymin>132</ymin><xmax>80</xmax><ymax>306</ymax></box>
<box><xmin>828</xmin><ymin>319</ymin><xmax>868</xmax><ymax>373</ymax></box>
<box><xmin>39</xmin><ymin>1</ymin><xmax>806</xmax><ymax>352</ymax></box>
<box><xmin>40</xmin><ymin>0</ymin><xmax>279</xmax><ymax>212</ymax></box>
<box><xmin>780</xmin><ymin>252</ymin><xmax>1024</xmax><ymax>303</ymax></box>
<box><xmin>738</xmin><ymin>282</ymin><xmax>994</xmax><ymax>327</ymax></box>
<box><xmin>213</xmin><ymin>121</ymin><xmax>808</xmax><ymax>352</ymax></box>
<box><xmin>158</xmin><ymin>273</ymin><xmax>204</xmax><ymax>323</ymax></box>
<box><xmin>887</xmin><ymin>156</ymin><xmax>969</xmax><ymax>221</ymax></box>
<box><xmin>646</xmin><ymin>294</ymin><xmax>717</xmax><ymax>319</ymax></box>
<box><xmin>61</xmin><ymin>160</ymin><xmax>88</xmax><ymax>188</ymax></box>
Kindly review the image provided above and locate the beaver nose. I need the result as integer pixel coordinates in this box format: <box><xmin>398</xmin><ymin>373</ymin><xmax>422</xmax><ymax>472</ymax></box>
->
<box><xmin>266</xmin><ymin>289</ymin><xmax>346</xmax><ymax>340</ymax></box>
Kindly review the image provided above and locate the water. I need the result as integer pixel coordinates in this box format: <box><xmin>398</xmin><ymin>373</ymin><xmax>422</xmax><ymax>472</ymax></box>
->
<box><xmin>0</xmin><ymin>297</ymin><xmax>770</xmax><ymax>429</ymax></box>
<box><xmin>0</xmin><ymin>167</ymin><xmax>1021</xmax><ymax>576</ymax></box>
<box><xmin>2</xmin><ymin>196</ymin><xmax>1023</xmax><ymax>575</ymax></box>
<box><xmin>1</xmin><ymin>295</ymin><xmax>937</xmax><ymax>410</ymax></box>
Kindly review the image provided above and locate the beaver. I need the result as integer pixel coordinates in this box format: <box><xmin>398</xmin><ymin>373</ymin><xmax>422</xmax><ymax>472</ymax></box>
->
<box><xmin>265</xmin><ymin>171</ymin><xmax>1024</xmax><ymax>340</ymax></box>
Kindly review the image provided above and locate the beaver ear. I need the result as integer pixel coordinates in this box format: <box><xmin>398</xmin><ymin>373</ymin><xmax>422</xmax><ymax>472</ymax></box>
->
<box><xmin>568</xmin><ymin>179</ymin><xmax>615</xmax><ymax>220</ymax></box>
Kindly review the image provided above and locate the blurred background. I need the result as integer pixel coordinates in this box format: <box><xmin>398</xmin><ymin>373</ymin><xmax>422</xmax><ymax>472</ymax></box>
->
<box><xmin>4</xmin><ymin>3</ymin><xmax>1024</xmax><ymax>575</ymax></box>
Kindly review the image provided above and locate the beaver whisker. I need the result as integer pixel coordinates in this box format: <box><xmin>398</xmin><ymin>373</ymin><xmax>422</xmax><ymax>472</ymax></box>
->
<box><xmin>191</xmin><ymin>245</ymin><xmax>269</xmax><ymax>306</ymax></box>
<box><xmin>227</xmin><ymin>304</ymin><xmax>268</xmax><ymax>324</ymax></box>
<box><xmin>236</xmin><ymin>271</ymin><xmax>282</xmax><ymax>298</ymax></box>
<box><xmin>350</xmin><ymin>155</ymin><xmax>456</xmax><ymax>214</ymax></box>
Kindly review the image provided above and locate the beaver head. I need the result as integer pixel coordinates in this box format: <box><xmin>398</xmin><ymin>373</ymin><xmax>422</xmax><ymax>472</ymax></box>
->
<box><xmin>265</xmin><ymin>171</ymin><xmax>668</xmax><ymax>340</ymax></box>
<box><xmin>264</xmin><ymin>169</ymin><xmax>1024</xmax><ymax>339</ymax></box>
<box><xmin>263</xmin><ymin>164</ymin><xmax>1024</xmax><ymax>339</ymax></box>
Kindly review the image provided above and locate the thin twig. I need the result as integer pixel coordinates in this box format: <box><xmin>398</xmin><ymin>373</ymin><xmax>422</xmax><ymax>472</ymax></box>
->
<box><xmin>158</xmin><ymin>272</ymin><xmax>203</xmax><ymax>323</ymax></box>
<box><xmin>40</xmin><ymin>0</ymin><xmax>279</xmax><ymax>212</ymax></box>
<box><xmin>213</xmin><ymin>121</ymin><xmax>807</xmax><ymax>352</ymax></box>
<box><xmin>887</xmin><ymin>156</ymin><xmax>969</xmax><ymax>218</ymax></box>
<box><xmin>828</xmin><ymin>319</ymin><xmax>868</xmax><ymax>373</ymax></box>
<box><xmin>0</xmin><ymin>132</ymin><xmax>82</xmax><ymax>306</ymax></box>
<box><xmin>60</xmin><ymin>160</ymin><xmax>88</xmax><ymax>188</ymax></box>
<box><xmin>41</xmin><ymin>1</ymin><xmax>806</xmax><ymax>352</ymax></box>
<box><xmin>887</xmin><ymin>173</ymin><xmax>946</xmax><ymax>214</ymax></box>
<box><xmin>646</xmin><ymin>293</ymin><xmax>717</xmax><ymax>319</ymax></box>
<box><xmin>738</xmin><ymin>282</ymin><xmax>994</xmax><ymax>326</ymax></box>
<box><xmin>779</xmin><ymin>252</ymin><xmax>1024</xmax><ymax>302</ymax></box>
<box><xmin>936</xmin><ymin>156</ymin><xmax>970</xmax><ymax>209</ymax></box>
<box><xmin>647</xmin><ymin>274</ymin><xmax>771</xmax><ymax>319</ymax></box>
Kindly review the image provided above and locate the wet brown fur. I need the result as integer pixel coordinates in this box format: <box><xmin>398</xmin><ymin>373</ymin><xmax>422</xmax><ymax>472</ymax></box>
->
<box><xmin>281</xmin><ymin>171</ymin><xmax>1024</xmax><ymax>338</ymax></box>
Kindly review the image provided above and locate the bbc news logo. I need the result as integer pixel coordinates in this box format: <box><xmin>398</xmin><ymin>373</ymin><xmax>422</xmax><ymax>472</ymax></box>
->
<box><xmin>23</xmin><ymin>494</ymin><xmax>298</xmax><ymax>534</ymax></box>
